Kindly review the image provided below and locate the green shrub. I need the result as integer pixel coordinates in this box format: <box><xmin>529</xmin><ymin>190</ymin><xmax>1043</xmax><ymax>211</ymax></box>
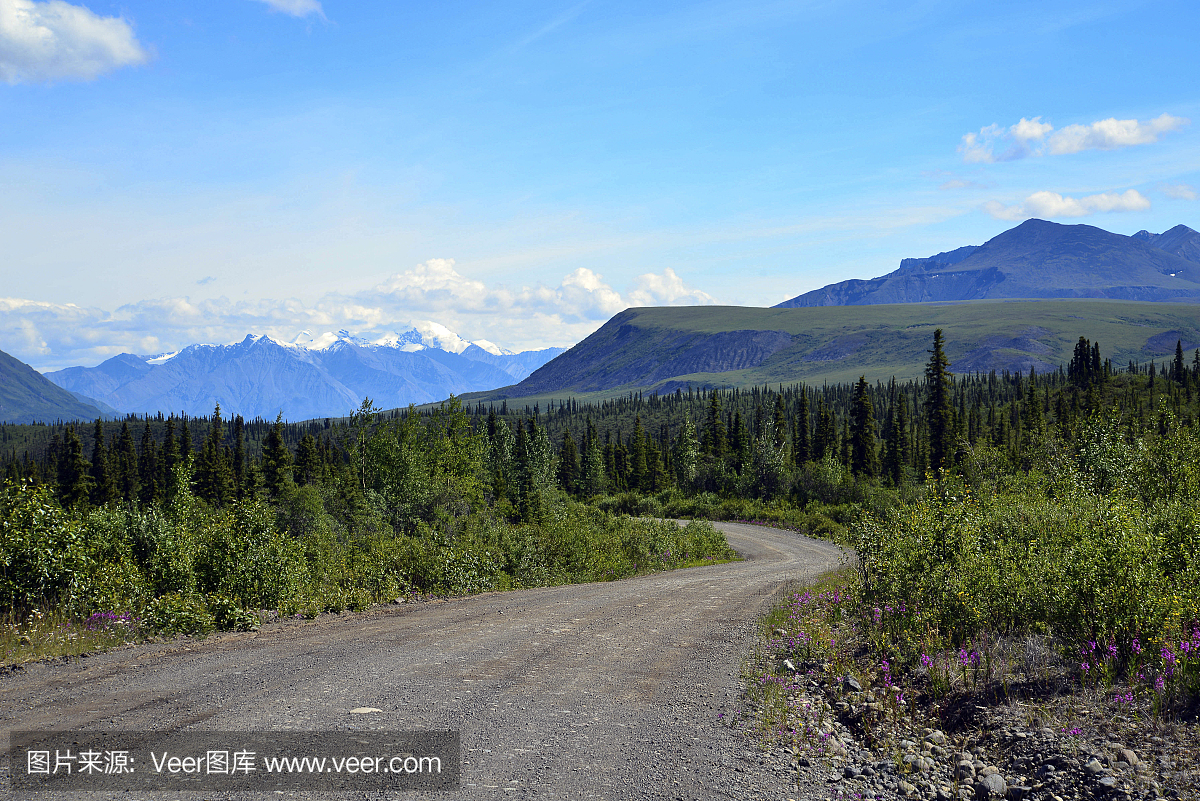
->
<box><xmin>193</xmin><ymin>500</ymin><xmax>308</xmax><ymax>609</ymax></box>
<box><xmin>0</xmin><ymin>481</ymin><xmax>89</xmax><ymax>612</ymax></box>
<box><xmin>205</xmin><ymin>594</ymin><xmax>259</xmax><ymax>631</ymax></box>
<box><xmin>147</xmin><ymin>593</ymin><xmax>215</xmax><ymax>637</ymax></box>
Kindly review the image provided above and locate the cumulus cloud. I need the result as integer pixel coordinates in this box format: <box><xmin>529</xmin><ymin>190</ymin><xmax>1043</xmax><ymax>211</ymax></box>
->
<box><xmin>251</xmin><ymin>0</ymin><xmax>324</xmax><ymax>18</ymax></box>
<box><xmin>627</xmin><ymin>268</ymin><xmax>715</xmax><ymax>307</ymax></box>
<box><xmin>1160</xmin><ymin>183</ymin><xmax>1197</xmax><ymax>201</ymax></box>
<box><xmin>959</xmin><ymin>114</ymin><xmax>1187</xmax><ymax>163</ymax></box>
<box><xmin>0</xmin><ymin>263</ymin><xmax>716</xmax><ymax>369</ymax></box>
<box><xmin>363</xmin><ymin>260</ymin><xmax>712</xmax><ymax>324</ymax></box>
<box><xmin>0</xmin><ymin>0</ymin><xmax>147</xmax><ymax>84</ymax></box>
<box><xmin>983</xmin><ymin>189</ymin><xmax>1151</xmax><ymax>221</ymax></box>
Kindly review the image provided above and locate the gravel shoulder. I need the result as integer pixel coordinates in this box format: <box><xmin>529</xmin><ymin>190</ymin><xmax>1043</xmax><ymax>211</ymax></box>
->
<box><xmin>0</xmin><ymin>522</ymin><xmax>845</xmax><ymax>800</ymax></box>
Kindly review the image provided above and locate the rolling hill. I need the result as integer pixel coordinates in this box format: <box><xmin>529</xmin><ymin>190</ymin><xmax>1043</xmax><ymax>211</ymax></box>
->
<box><xmin>0</xmin><ymin>349</ymin><xmax>106</xmax><ymax>424</ymax></box>
<box><xmin>776</xmin><ymin>219</ymin><xmax>1200</xmax><ymax>308</ymax></box>
<box><xmin>464</xmin><ymin>299</ymin><xmax>1200</xmax><ymax>405</ymax></box>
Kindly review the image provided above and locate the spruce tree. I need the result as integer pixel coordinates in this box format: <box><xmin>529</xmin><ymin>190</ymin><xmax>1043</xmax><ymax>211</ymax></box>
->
<box><xmin>262</xmin><ymin>413</ymin><xmax>293</xmax><ymax>500</ymax></box>
<box><xmin>850</xmin><ymin>376</ymin><xmax>879</xmax><ymax>478</ymax></box>
<box><xmin>580</xmin><ymin>436</ymin><xmax>607</xmax><ymax>496</ymax></box>
<box><xmin>161</xmin><ymin>417</ymin><xmax>178</xmax><ymax>481</ymax></box>
<box><xmin>672</xmin><ymin>418</ymin><xmax>700</xmax><ymax>490</ymax></box>
<box><xmin>557</xmin><ymin>428</ymin><xmax>579</xmax><ymax>494</ymax></box>
<box><xmin>793</xmin><ymin>390</ymin><xmax>810</xmax><ymax>465</ymax></box>
<box><xmin>629</xmin><ymin>416</ymin><xmax>648</xmax><ymax>491</ymax></box>
<box><xmin>117</xmin><ymin>421</ymin><xmax>138</xmax><ymax>502</ymax></box>
<box><xmin>89</xmin><ymin>420</ymin><xmax>113</xmax><ymax>506</ymax></box>
<box><xmin>884</xmin><ymin>395</ymin><xmax>909</xmax><ymax>486</ymax></box>
<box><xmin>232</xmin><ymin>415</ymin><xmax>246</xmax><ymax>500</ymax></box>
<box><xmin>138</xmin><ymin>422</ymin><xmax>161</xmax><ymax>505</ymax></box>
<box><xmin>295</xmin><ymin>433</ymin><xmax>319</xmax><ymax>486</ymax></box>
<box><xmin>58</xmin><ymin>425</ymin><xmax>91</xmax><ymax>508</ymax></box>
<box><xmin>701</xmin><ymin>392</ymin><xmax>727</xmax><ymax>459</ymax></box>
<box><xmin>924</xmin><ymin>329</ymin><xmax>955</xmax><ymax>473</ymax></box>
<box><xmin>772</xmin><ymin>394</ymin><xmax>787</xmax><ymax>449</ymax></box>
<box><xmin>179</xmin><ymin>417</ymin><xmax>192</xmax><ymax>463</ymax></box>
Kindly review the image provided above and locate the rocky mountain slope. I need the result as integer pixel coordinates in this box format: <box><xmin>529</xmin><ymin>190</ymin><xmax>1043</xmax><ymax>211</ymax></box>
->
<box><xmin>46</xmin><ymin>329</ymin><xmax>564</xmax><ymax>420</ymax></box>
<box><xmin>776</xmin><ymin>219</ymin><xmax>1200</xmax><ymax>308</ymax></box>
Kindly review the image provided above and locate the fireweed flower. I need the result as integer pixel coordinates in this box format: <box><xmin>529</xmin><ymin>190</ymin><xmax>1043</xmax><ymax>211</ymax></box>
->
<box><xmin>920</xmin><ymin>653</ymin><xmax>933</xmax><ymax>668</ymax></box>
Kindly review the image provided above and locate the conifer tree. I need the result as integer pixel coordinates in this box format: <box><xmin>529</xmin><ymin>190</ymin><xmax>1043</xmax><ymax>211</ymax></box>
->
<box><xmin>793</xmin><ymin>390</ymin><xmax>810</xmax><ymax>465</ymax></box>
<box><xmin>295</xmin><ymin>433</ymin><xmax>319</xmax><ymax>486</ymax></box>
<box><xmin>180</xmin><ymin>417</ymin><xmax>192</xmax><ymax>463</ymax></box>
<box><xmin>924</xmin><ymin>329</ymin><xmax>955</xmax><ymax>473</ymax></box>
<box><xmin>701</xmin><ymin>392</ymin><xmax>727</xmax><ymax>459</ymax></box>
<box><xmin>196</xmin><ymin>405</ymin><xmax>235</xmax><ymax>505</ymax></box>
<box><xmin>672</xmin><ymin>418</ymin><xmax>700</xmax><ymax>490</ymax></box>
<box><xmin>232</xmin><ymin>415</ymin><xmax>246</xmax><ymax>499</ymax></box>
<box><xmin>117</xmin><ymin>421</ymin><xmax>138</xmax><ymax>502</ymax></box>
<box><xmin>262</xmin><ymin>413</ymin><xmax>293</xmax><ymax>500</ymax></box>
<box><xmin>557</xmin><ymin>428</ymin><xmax>579</xmax><ymax>494</ymax></box>
<box><xmin>58</xmin><ymin>425</ymin><xmax>91</xmax><ymax>508</ymax></box>
<box><xmin>161</xmin><ymin>417</ymin><xmax>178</xmax><ymax>482</ymax></box>
<box><xmin>580</xmin><ymin>436</ymin><xmax>607</xmax><ymax>497</ymax></box>
<box><xmin>89</xmin><ymin>420</ymin><xmax>114</xmax><ymax>506</ymax></box>
<box><xmin>884</xmin><ymin>395</ymin><xmax>908</xmax><ymax>486</ymax></box>
<box><xmin>772</xmin><ymin>394</ymin><xmax>787</xmax><ymax>449</ymax></box>
<box><xmin>138</xmin><ymin>422</ymin><xmax>161</xmax><ymax>505</ymax></box>
<box><xmin>850</xmin><ymin>375</ymin><xmax>879</xmax><ymax>477</ymax></box>
<box><xmin>731</xmin><ymin>409</ymin><xmax>749</xmax><ymax>473</ymax></box>
<box><xmin>629</xmin><ymin>416</ymin><xmax>648</xmax><ymax>491</ymax></box>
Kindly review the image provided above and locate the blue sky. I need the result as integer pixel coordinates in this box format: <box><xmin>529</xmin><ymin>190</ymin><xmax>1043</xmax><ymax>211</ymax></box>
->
<box><xmin>1</xmin><ymin>0</ymin><xmax>1198</xmax><ymax>369</ymax></box>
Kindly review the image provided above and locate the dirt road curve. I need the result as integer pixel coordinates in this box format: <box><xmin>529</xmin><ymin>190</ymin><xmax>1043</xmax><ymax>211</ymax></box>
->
<box><xmin>1</xmin><ymin>522</ymin><xmax>845</xmax><ymax>800</ymax></box>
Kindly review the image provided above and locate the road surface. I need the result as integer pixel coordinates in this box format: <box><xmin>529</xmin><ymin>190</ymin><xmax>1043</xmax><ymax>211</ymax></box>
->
<box><xmin>1</xmin><ymin>522</ymin><xmax>847</xmax><ymax>800</ymax></box>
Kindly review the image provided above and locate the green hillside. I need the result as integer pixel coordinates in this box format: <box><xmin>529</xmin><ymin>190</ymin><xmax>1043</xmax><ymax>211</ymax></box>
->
<box><xmin>464</xmin><ymin>299</ymin><xmax>1200</xmax><ymax>406</ymax></box>
<box><xmin>0</xmin><ymin>349</ymin><xmax>104</xmax><ymax>424</ymax></box>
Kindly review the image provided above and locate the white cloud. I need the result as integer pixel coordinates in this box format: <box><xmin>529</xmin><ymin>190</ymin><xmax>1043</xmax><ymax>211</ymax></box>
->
<box><xmin>959</xmin><ymin>114</ymin><xmax>1187</xmax><ymax>163</ymax></box>
<box><xmin>0</xmin><ymin>263</ymin><xmax>715</xmax><ymax>369</ymax></box>
<box><xmin>626</xmin><ymin>267</ymin><xmax>715</xmax><ymax>307</ymax></box>
<box><xmin>0</xmin><ymin>0</ymin><xmax>146</xmax><ymax>84</ymax></box>
<box><xmin>983</xmin><ymin>189</ymin><xmax>1151</xmax><ymax>221</ymax></box>
<box><xmin>251</xmin><ymin>0</ymin><xmax>324</xmax><ymax>19</ymax></box>
<box><xmin>1159</xmin><ymin>183</ymin><xmax>1197</xmax><ymax>201</ymax></box>
<box><xmin>1046</xmin><ymin>114</ymin><xmax>1188</xmax><ymax>155</ymax></box>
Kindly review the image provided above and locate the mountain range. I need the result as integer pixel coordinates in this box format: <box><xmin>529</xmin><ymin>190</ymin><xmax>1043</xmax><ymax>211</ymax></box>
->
<box><xmin>775</xmin><ymin>220</ymin><xmax>1200</xmax><ymax>307</ymax></box>
<box><xmin>41</xmin><ymin>324</ymin><xmax>564</xmax><ymax>421</ymax></box>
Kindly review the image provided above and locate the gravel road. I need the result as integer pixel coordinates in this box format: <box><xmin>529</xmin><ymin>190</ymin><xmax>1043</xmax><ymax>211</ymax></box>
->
<box><xmin>1</xmin><ymin>522</ymin><xmax>846</xmax><ymax>800</ymax></box>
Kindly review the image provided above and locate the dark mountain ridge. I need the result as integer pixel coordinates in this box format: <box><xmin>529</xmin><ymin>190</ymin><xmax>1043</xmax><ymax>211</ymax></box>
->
<box><xmin>0</xmin><ymin>349</ymin><xmax>105</xmax><ymax>424</ymax></box>
<box><xmin>776</xmin><ymin>219</ymin><xmax>1200</xmax><ymax>308</ymax></box>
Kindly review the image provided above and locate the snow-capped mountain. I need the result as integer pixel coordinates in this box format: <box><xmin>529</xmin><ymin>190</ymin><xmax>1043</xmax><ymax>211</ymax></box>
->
<box><xmin>45</xmin><ymin>326</ymin><xmax>566</xmax><ymax>420</ymax></box>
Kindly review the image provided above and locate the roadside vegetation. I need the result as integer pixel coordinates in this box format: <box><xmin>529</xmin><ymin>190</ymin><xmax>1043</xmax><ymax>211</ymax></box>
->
<box><xmin>0</xmin><ymin>400</ymin><xmax>733</xmax><ymax>664</ymax></box>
